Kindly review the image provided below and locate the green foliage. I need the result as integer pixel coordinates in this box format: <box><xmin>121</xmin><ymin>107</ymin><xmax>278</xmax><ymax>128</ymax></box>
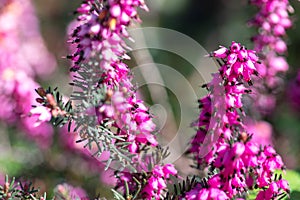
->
<box><xmin>0</xmin><ymin>175</ymin><xmax>46</xmax><ymax>200</ymax></box>
<box><xmin>34</xmin><ymin>60</ymin><xmax>139</xmax><ymax>172</ymax></box>
<box><xmin>165</xmin><ymin>175</ymin><xmax>200</xmax><ymax>199</ymax></box>
<box><xmin>282</xmin><ymin>170</ymin><xmax>300</xmax><ymax>200</ymax></box>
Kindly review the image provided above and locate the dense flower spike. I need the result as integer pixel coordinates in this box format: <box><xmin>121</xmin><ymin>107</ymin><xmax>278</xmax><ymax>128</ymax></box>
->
<box><xmin>214</xmin><ymin>42</ymin><xmax>259</xmax><ymax>83</ymax></box>
<box><xmin>0</xmin><ymin>0</ymin><xmax>56</xmax><ymax>148</ymax></box>
<box><xmin>187</xmin><ymin>42</ymin><xmax>289</xmax><ymax>199</ymax></box>
<box><xmin>249</xmin><ymin>0</ymin><xmax>294</xmax><ymax>115</ymax></box>
<box><xmin>66</xmin><ymin>0</ymin><xmax>158</xmax><ymax>155</ymax></box>
<box><xmin>1</xmin><ymin>0</ymin><xmax>299</xmax><ymax>199</ymax></box>
<box><xmin>68</xmin><ymin>0</ymin><xmax>148</xmax><ymax>71</ymax></box>
<box><xmin>94</xmin><ymin>89</ymin><xmax>157</xmax><ymax>153</ymax></box>
<box><xmin>190</xmin><ymin>42</ymin><xmax>259</xmax><ymax>165</ymax></box>
<box><xmin>64</xmin><ymin>2</ymin><xmax>171</xmax><ymax>197</ymax></box>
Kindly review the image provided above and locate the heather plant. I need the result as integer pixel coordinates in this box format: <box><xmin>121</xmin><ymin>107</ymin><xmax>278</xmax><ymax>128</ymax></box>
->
<box><xmin>0</xmin><ymin>0</ymin><xmax>56</xmax><ymax>148</ymax></box>
<box><xmin>1</xmin><ymin>0</ymin><xmax>300</xmax><ymax>200</ymax></box>
<box><xmin>249</xmin><ymin>0</ymin><xmax>294</xmax><ymax>116</ymax></box>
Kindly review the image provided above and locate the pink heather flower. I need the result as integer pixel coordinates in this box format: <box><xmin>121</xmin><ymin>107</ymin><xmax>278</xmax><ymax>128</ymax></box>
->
<box><xmin>29</xmin><ymin>106</ymin><xmax>52</xmax><ymax>127</ymax></box>
<box><xmin>185</xmin><ymin>187</ymin><xmax>229</xmax><ymax>200</ymax></box>
<box><xmin>212</xmin><ymin>46</ymin><xmax>228</xmax><ymax>58</ymax></box>
<box><xmin>68</xmin><ymin>0</ymin><xmax>148</xmax><ymax>70</ymax></box>
<box><xmin>267</xmin><ymin>56</ymin><xmax>289</xmax><ymax>74</ymax></box>
<box><xmin>255</xmin><ymin>179</ymin><xmax>290</xmax><ymax>200</ymax></box>
<box><xmin>67</xmin><ymin>0</ymin><xmax>158</xmax><ymax>155</ymax></box>
<box><xmin>188</xmin><ymin>42</ymin><xmax>288</xmax><ymax>199</ymax></box>
<box><xmin>142</xmin><ymin>164</ymin><xmax>177</xmax><ymax>199</ymax></box>
<box><xmin>249</xmin><ymin>0</ymin><xmax>294</xmax><ymax>115</ymax></box>
<box><xmin>0</xmin><ymin>0</ymin><xmax>56</xmax><ymax>78</ymax></box>
<box><xmin>277</xmin><ymin>179</ymin><xmax>289</xmax><ymax>191</ymax></box>
<box><xmin>232</xmin><ymin>142</ymin><xmax>245</xmax><ymax>157</ymax></box>
<box><xmin>0</xmin><ymin>0</ymin><xmax>56</xmax><ymax>148</ymax></box>
<box><xmin>190</xmin><ymin>42</ymin><xmax>259</xmax><ymax>165</ymax></box>
<box><xmin>162</xmin><ymin>163</ymin><xmax>177</xmax><ymax>178</ymax></box>
<box><xmin>215</xmin><ymin>41</ymin><xmax>258</xmax><ymax>83</ymax></box>
<box><xmin>0</xmin><ymin>69</ymin><xmax>54</xmax><ymax>148</ymax></box>
<box><xmin>97</xmin><ymin>90</ymin><xmax>157</xmax><ymax>153</ymax></box>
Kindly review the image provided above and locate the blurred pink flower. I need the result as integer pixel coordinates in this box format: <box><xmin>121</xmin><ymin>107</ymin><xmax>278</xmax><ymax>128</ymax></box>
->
<box><xmin>246</xmin><ymin>120</ymin><xmax>273</xmax><ymax>145</ymax></box>
<box><xmin>249</xmin><ymin>0</ymin><xmax>294</xmax><ymax>115</ymax></box>
<box><xmin>54</xmin><ymin>183</ymin><xmax>88</xmax><ymax>200</ymax></box>
<box><xmin>0</xmin><ymin>0</ymin><xmax>56</xmax><ymax>77</ymax></box>
<box><xmin>0</xmin><ymin>0</ymin><xmax>56</xmax><ymax>148</ymax></box>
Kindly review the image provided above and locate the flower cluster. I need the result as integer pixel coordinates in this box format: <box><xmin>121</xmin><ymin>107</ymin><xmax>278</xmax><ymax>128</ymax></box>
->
<box><xmin>188</xmin><ymin>42</ymin><xmax>289</xmax><ymax>199</ymax></box>
<box><xmin>249</xmin><ymin>0</ymin><xmax>294</xmax><ymax>115</ymax></box>
<box><xmin>190</xmin><ymin>42</ymin><xmax>259</xmax><ymax>164</ymax></box>
<box><xmin>67</xmin><ymin>0</ymin><xmax>158</xmax><ymax>154</ymax></box>
<box><xmin>256</xmin><ymin>179</ymin><xmax>289</xmax><ymax>200</ymax></box>
<box><xmin>107</xmin><ymin>91</ymin><xmax>158</xmax><ymax>153</ymax></box>
<box><xmin>68</xmin><ymin>0</ymin><xmax>148</xmax><ymax>71</ymax></box>
<box><xmin>142</xmin><ymin>164</ymin><xmax>177</xmax><ymax>199</ymax></box>
<box><xmin>213</xmin><ymin>42</ymin><xmax>258</xmax><ymax>83</ymax></box>
<box><xmin>115</xmin><ymin>163</ymin><xmax>177</xmax><ymax>200</ymax></box>
<box><xmin>1</xmin><ymin>0</ymin><xmax>298</xmax><ymax>199</ymax></box>
<box><xmin>0</xmin><ymin>0</ymin><xmax>56</xmax><ymax>148</ymax></box>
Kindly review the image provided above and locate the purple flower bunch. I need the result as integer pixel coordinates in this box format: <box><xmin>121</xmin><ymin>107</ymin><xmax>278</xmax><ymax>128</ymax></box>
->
<box><xmin>249</xmin><ymin>0</ymin><xmax>294</xmax><ymax>114</ymax></box>
<box><xmin>66</xmin><ymin>2</ymin><xmax>179</xmax><ymax>197</ymax></box>
<box><xmin>67</xmin><ymin>0</ymin><xmax>158</xmax><ymax>154</ymax></box>
<box><xmin>13</xmin><ymin>0</ymin><xmax>295</xmax><ymax>199</ymax></box>
<box><xmin>187</xmin><ymin>42</ymin><xmax>289</xmax><ymax>199</ymax></box>
<box><xmin>0</xmin><ymin>0</ymin><xmax>56</xmax><ymax>148</ymax></box>
<box><xmin>68</xmin><ymin>0</ymin><xmax>148</xmax><ymax>71</ymax></box>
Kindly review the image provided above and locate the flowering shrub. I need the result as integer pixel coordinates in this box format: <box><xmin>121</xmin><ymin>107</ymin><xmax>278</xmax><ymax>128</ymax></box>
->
<box><xmin>185</xmin><ymin>42</ymin><xmax>288</xmax><ymax>200</ymax></box>
<box><xmin>0</xmin><ymin>0</ymin><xmax>56</xmax><ymax>148</ymax></box>
<box><xmin>1</xmin><ymin>0</ymin><xmax>300</xmax><ymax>200</ymax></box>
<box><xmin>249</xmin><ymin>0</ymin><xmax>294</xmax><ymax>115</ymax></box>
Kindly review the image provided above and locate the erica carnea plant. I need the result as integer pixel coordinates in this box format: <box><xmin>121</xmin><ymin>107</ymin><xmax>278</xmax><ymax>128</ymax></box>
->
<box><xmin>1</xmin><ymin>0</ymin><xmax>299</xmax><ymax>199</ymax></box>
<box><xmin>0</xmin><ymin>175</ymin><xmax>92</xmax><ymax>200</ymax></box>
<box><xmin>249</xmin><ymin>0</ymin><xmax>294</xmax><ymax>116</ymax></box>
<box><xmin>183</xmin><ymin>42</ymin><xmax>289</xmax><ymax>200</ymax></box>
<box><xmin>0</xmin><ymin>0</ymin><xmax>56</xmax><ymax>148</ymax></box>
<box><xmin>39</xmin><ymin>0</ymin><xmax>159</xmax><ymax>169</ymax></box>
<box><xmin>0</xmin><ymin>175</ymin><xmax>46</xmax><ymax>200</ymax></box>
